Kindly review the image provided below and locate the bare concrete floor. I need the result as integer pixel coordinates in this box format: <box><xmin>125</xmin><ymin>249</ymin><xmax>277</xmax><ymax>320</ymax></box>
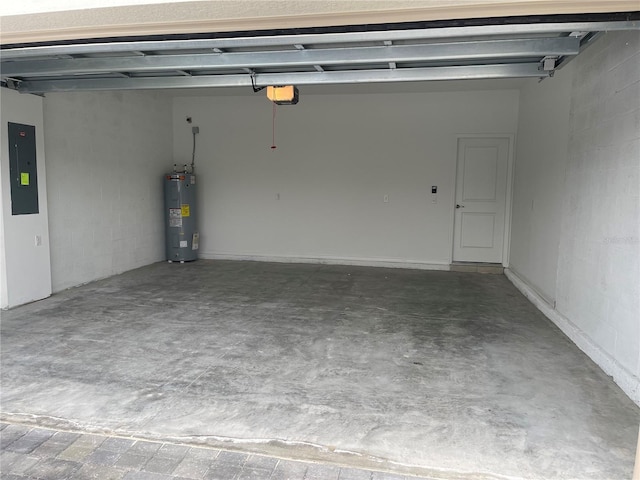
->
<box><xmin>1</xmin><ymin>260</ymin><xmax>638</xmax><ymax>480</ymax></box>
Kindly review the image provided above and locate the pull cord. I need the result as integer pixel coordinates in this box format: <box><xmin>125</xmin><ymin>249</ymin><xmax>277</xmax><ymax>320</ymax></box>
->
<box><xmin>271</xmin><ymin>102</ymin><xmax>277</xmax><ymax>150</ymax></box>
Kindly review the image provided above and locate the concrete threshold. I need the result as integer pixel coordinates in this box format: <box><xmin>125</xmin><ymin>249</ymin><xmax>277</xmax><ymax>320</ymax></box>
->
<box><xmin>449</xmin><ymin>262</ymin><xmax>504</xmax><ymax>274</ymax></box>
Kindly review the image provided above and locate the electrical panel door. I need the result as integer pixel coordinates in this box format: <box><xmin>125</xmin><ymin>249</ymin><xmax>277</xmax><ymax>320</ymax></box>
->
<box><xmin>8</xmin><ymin>122</ymin><xmax>39</xmax><ymax>215</ymax></box>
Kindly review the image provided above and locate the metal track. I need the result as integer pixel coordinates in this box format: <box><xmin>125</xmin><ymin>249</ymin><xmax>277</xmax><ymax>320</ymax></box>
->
<box><xmin>1</xmin><ymin>19</ymin><xmax>638</xmax><ymax>93</ymax></box>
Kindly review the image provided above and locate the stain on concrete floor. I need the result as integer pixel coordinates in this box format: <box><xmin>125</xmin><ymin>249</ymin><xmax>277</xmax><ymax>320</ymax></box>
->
<box><xmin>1</xmin><ymin>260</ymin><xmax>638</xmax><ymax>479</ymax></box>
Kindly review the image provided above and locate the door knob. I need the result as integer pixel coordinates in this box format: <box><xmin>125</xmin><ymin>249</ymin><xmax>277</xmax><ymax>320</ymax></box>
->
<box><xmin>456</xmin><ymin>204</ymin><xmax>464</xmax><ymax>209</ymax></box>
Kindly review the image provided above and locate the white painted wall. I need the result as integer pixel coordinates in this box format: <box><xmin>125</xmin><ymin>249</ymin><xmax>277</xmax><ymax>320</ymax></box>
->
<box><xmin>43</xmin><ymin>91</ymin><xmax>173</xmax><ymax>292</ymax></box>
<box><xmin>509</xmin><ymin>63</ymin><xmax>574</xmax><ymax>303</ymax></box>
<box><xmin>172</xmin><ymin>89</ymin><xmax>519</xmax><ymax>268</ymax></box>
<box><xmin>557</xmin><ymin>31</ymin><xmax>640</xmax><ymax>401</ymax></box>
<box><xmin>509</xmin><ymin>31</ymin><xmax>640</xmax><ymax>404</ymax></box>
<box><xmin>0</xmin><ymin>88</ymin><xmax>52</xmax><ymax>308</ymax></box>
<box><xmin>0</xmin><ymin>125</ymin><xmax>4</xmax><ymax>306</ymax></box>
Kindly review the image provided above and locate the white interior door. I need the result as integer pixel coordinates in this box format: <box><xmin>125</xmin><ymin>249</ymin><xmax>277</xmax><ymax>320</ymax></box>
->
<box><xmin>453</xmin><ymin>137</ymin><xmax>509</xmax><ymax>263</ymax></box>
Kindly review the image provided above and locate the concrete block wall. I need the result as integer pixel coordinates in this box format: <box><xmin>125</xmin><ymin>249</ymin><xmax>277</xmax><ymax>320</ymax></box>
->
<box><xmin>556</xmin><ymin>31</ymin><xmax>640</xmax><ymax>399</ymax></box>
<box><xmin>509</xmin><ymin>63</ymin><xmax>573</xmax><ymax>303</ymax></box>
<box><xmin>510</xmin><ymin>31</ymin><xmax>640</xmax><ymax>404</ymax></box>
<box><xmin>43</xmin><ymin>91</ymin><xmax>173</xmax><ymax>292</ymax></box>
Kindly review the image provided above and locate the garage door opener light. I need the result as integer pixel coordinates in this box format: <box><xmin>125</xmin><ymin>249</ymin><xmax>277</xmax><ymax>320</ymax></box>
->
<box><xmin>266</xmin><ymin>85</ymin><xmax>299</xmax><ymax>105</ymax></box>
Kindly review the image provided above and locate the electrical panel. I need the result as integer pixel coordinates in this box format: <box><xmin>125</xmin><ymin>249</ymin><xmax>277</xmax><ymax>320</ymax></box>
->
<box><xmin>8</xmin><ymin>122</ymin><xmax>39</xmax><ymax>215</ymax></box>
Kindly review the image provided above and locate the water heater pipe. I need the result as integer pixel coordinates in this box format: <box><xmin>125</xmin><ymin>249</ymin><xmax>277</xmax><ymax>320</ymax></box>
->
<box><xmin>191</xmin><ymin>126</ymin><xmax>199</xmax><ymax>172</ymax></box>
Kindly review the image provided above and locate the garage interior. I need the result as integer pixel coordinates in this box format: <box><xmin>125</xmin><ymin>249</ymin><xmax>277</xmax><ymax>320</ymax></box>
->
<box><xmin>1</xmin><ymin>1</ymin><xmax>639</xmax><ymax>479</ymax></box>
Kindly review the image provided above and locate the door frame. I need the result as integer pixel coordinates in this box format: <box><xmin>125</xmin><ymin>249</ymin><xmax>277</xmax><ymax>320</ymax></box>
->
<box><xmin>449</xmin><ymin>134</ymin><xmax>515</xmax><ymax>267</ymax></box>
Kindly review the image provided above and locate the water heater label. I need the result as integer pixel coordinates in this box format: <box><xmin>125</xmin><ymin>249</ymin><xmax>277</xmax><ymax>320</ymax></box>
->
<box><xmin>181</xmin><ymin>204</ymin><xmax>190</xmax><ymax>217</ymax></box>
<box><xmin>179</xmin><ymin>240</ymin><xmax>188</xmax><ymax>248</ymax></box>
<box><xmin>169</xmin><ymin>208</ymin><xmax>182</xmax><ymax>227</ymax></box>
<box><xmin>192</xmin><ymin>233</ymin><xmax>199</xmax><ymax>250</ymax></box>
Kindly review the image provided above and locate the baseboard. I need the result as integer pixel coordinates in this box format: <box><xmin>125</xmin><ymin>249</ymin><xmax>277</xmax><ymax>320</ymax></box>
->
<box><xmin>1</xmin><ymin>293</ymin><xmax>51</xmax><ymax>311</ymax></box>
<box><xmin>199</xmin><ymin>252</ymin><xmax>450</xmax><ymax>272</ymax></box>
<box><xmin>505</xmin><ymin>267</ymin><xmax>640</xmax><ymax>406</ymax></box>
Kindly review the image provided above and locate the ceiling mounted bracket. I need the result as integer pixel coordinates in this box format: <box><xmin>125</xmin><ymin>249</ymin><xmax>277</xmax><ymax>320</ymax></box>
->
<box><xmin>541</xmin><ymin>56</ymin><xmax>558</xmax><ymax>71</ymax></box>
<box><xmin>4</xmin><ymin>78</ymin><xmax>22</xmax><ymax>91</ymax></box>
<box><xmin>250</xmin><ymin>70</ymin><xmax>266</xmax><ymax>93</ymax></box>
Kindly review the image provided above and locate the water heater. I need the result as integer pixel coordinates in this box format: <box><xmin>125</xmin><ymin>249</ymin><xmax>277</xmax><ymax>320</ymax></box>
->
<box><xmin>164</xmin><ymin>173</ymin><xmax>198</xmax><ymax>262</ymax></box>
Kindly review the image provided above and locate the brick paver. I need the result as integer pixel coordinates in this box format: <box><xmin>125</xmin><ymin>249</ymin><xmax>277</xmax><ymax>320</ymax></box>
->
<box><xmin>0</xmin><ymin>423</ymin><xmax>432</xmax><ymax>480</ymax></box>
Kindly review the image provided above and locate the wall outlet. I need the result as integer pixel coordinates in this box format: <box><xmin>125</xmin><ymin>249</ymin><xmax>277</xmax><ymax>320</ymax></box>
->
<box><xmin>383</xmin><ymin>194</ymin><xmax>389</xmax><ymax>203</ymax></box>
<box><xmin>35</xmin><ymin>235</ymin><xmax>42</xmax><ymax>246</ymax></box>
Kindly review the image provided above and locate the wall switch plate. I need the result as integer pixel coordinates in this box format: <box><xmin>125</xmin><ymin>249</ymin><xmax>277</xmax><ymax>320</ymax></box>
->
<box><xmin>383</xmin><ymin>194</ymin><xmax>389</xmax><ymax>203</ymax></box>
<box><xmin>35</xmin><ymin>235</ymin><xmax>42</xmax><ymax>246</ymax></box>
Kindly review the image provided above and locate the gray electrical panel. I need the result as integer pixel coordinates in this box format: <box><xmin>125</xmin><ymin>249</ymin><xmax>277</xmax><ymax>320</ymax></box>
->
<box><xmin>164</xmin><ymin>174</ymin><xmax>198</xmax><ymax>262</ymax></box>
<box><xmin>8</xmin><ymin>122</ymin><xmax>39</xmax><ymax>215</ymax></box>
